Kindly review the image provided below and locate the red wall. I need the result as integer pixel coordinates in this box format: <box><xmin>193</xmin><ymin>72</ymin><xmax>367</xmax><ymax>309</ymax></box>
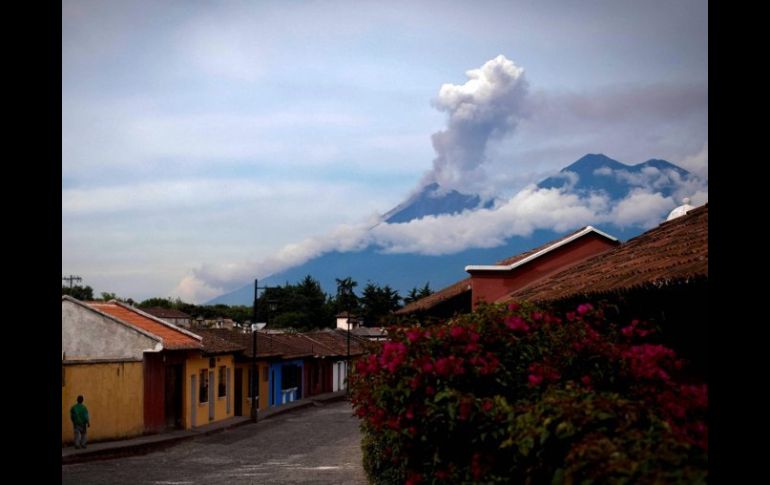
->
<box><xmin>469</xmin><ymin>234</ymin><xmax>617</xmax><ymax>309</ymax></box>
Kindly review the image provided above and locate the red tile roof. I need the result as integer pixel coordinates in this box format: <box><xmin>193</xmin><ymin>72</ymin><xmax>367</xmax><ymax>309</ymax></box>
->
<box><xmin>193</xmin><ymin>329</ymin><xmax>283</xmax><ymax>359</ymax></box>
<box><xmin>303</xmin><ymin>329</ymin><xmax>366</xmax><ymax>356</ymax></box>
<box><xmin>396</xmin><ymin>226</ymin><xmax>615</xmax><ymax>314</ymax></box>
<box><xmin>502</xmin><ymin>204</ymin><xmax>708</xmax><ymax>303</ymax></box>
<box><xmin>140</xmin><ymin>307</ymin><xmax>191</xmax><ymax>319</ymax></box>
<box><xmin>87</xmin><ymin>302</ymin><xmax>202</xmax><ymax>350</ymax></box>
<box><xmin>192</xmin><ymin>328</ymin><xmax>248</xmax><ymax>354</ymax></box>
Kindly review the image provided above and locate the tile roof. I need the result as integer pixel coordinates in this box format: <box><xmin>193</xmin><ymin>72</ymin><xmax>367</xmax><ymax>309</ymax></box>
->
<box><xmin>396</xmin><ymin>226</ymin><xmax>610</xmax><ymax>314</ymax></box>
<box><xmin>265</xmin><ymin>333</ymin><xmax>322</xmax><ymax>359</ymax></box>
<box><xmin>87</xmin><ymin>302</ymin><xmax>202</xmax><ymax>350</ymax></box>
<box><xmin>502</xmin><ymin>204</ymin><xmax>708</xmax><ymax>303</ymax></box>
<box><xmin>140</xmin><ymin>307</ymin><xmax>191</xmax><ymax>319</ymax></box>
<box><xmin>193</xmin><ymin>328</ymin><xmax>283</xmax><ymax>359</ymax></box>
<box><xmin>192</xmin><ymin>328</ymin><xmax>248</xmax><ymax>354</ymax></box>
<box><xmin>303</xmin><ymin>329</ymin><xmax>366</xmax><ymax>356</ymax></box>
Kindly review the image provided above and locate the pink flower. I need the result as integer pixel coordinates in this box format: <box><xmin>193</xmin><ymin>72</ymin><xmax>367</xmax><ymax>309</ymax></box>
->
<box><xmin>505</xmin><ymin>316</ymin><xmax>530</xmax><ymax>333</ymax></box>
<box><xmin>577</xmin><ymin>303</ymin><xmax>593</xmax><ymax>315</ymax></box>
<box><xmin>528</xmin><ymin>374</ymin><xmax>543</xmax><ymax>386</ymax></box>
<box><xmin>581</xmin><ymin>375</ymin><xmax>592</xmax><ymax>386</ymax></box>
<box><xmin>406</xmin><ymin>328</ymin><xmax>423</xmax><ymax>343</ymax></box>
<box><xmin>508</xmin><ymin>302</ymin><xmax>520</xmax><ymax>311</ymax></box>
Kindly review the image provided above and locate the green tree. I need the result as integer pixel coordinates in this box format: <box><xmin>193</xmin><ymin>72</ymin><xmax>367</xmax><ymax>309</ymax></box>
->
<box><xmin>403</xmin><ymin>282</ymin><xmax>433</xmax><ymax>305</ymax></box>
<box><xmin>138</xmin><ymin>297</ymin><xmax>175</xmax><ymax>309</ymax></box>
<box><xmin>334</xmin><ymin>276</ymin><xmax>359</xmax><ymax>314</ymax></box>
<box><xmin>360</xmin><ymin>282</ymin><xmax>402</xmax><ymax>326</ymax></box>
<box><xmin>62</xmin><ymin>285</ymin><xmax>94</xmax><ymax>301</ymax></box>
<box><xmin>255</xmin><ymin>275</ymin><xmax>333</xmax><ymax>331</ymax></box>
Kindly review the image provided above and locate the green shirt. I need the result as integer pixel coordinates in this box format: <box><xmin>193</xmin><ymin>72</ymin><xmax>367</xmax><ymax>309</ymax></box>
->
<box><xmin>70</xmin><ymin>402</ymin><xmax>89</xmax><ymax>426</ymax></box>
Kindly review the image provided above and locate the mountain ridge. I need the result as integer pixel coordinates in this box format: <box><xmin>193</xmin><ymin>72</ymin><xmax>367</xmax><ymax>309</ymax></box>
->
<box><xmin>206</xmin><ymin>154</ymin><xmax>700</xmax><ymax>305</ymax></box>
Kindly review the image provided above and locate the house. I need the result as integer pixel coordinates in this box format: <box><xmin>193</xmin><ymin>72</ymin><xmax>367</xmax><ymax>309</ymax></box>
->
<box><xmin>502</xmin><ymin>204</ymin><xmax>708</xmax><ymax>375</ymax></box>
<box><xmin>396</xmin><ymin>226</ymin><xmax>620</xmax><ymax>320</ymax></box>
<box><xmin>350</xmin><ymin>326</ymin><xmax>388</xmax><ymax>341</ymax></box>
<box><xmin>194</xmin><ymin>328</ymin><xmax>282</xmax><ymax>416</ymax></box>
<box><xmin>303</xmin><ymin>329</ymin><xmax>367</xmax><ymax>392</ymax></box>
<box><xmin>335</xmin><ymin>312</ymin><xmax>362</xmax><ymax>330</ymax></box>
<box><xmin>141</xmin><ymin>307</ymin><xmax>192</xmax><ymax>328</ymax></box>
<box><xmin>62</xmin><ymin>298</ymin><xmax>243</xmax><ymax>444</ymax></box>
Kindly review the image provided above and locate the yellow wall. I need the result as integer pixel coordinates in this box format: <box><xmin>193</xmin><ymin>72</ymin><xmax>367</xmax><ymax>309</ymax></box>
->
<box><xmin>184</xmin><ymin>354</ymin><xmax>236</xmax><ymax>429</ymax></box>
<box><xmin>235</xmin><ymin>362</ymin><xmax>270</xmax><ymax>414</ymax></box>
<box><xmin>62</xmin><ymin>361</ymin><xmax>144</xmax><ymax>444</ymax></box>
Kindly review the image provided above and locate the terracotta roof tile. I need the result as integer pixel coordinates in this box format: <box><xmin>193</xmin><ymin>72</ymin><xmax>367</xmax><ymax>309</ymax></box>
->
<box><xmin>502</xmin><ymin>205</ymin><xmax>708</xmax><ymax>303</ymax></box>
<box><xmin>194</xmin><ymin>329</ymin><xmax>283</xmax><ymax>359</ymax></box>
<box><xmin>192</xmin><ymin>328</ymin><xmax>248</xmax><ymax>354</ymax></box>
<box><xmin>88</xmin><ymin>302</ymin><xmax>202</xmax><ymax>350</ymax></box>
<box><xmin>141</xmin><ymin>307</ymin><xmax>191</xmax><ymax>319</ymax></box>
<box><xmin>303</xmin><ymin>329</ymin><xmax>366</xmax><ymax>356</ymax></box>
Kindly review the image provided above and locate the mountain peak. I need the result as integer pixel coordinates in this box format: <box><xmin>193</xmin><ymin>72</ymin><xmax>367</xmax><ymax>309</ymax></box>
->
<box><xmin>383</xmin><ymin>183</ymin><xmax>487</xmax><ymax>224</ymax></box>
<box><xmin>563</xmin><ymin>154</ymin><xmax>626</xmax><ymax>173</ymax></box>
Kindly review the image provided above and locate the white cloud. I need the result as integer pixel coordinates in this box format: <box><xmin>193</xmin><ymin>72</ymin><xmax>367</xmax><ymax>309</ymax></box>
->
<box><xmin>606</xmin><ymin>190</ymin><xmax>675</xmax><ymax>228</ymax></box>
<box><xmin>179</xmin><ymin>184</ymin><xmax>687</xmax><ymax>301</ymax></box>
<box><xmin>677</xmin><ymin>141</ymin><xmax>708</xmax><ymax>179</ymax></box>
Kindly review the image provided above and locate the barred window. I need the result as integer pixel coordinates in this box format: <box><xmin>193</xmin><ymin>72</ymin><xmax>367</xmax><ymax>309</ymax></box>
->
<box><xmin>218</xmin><ymin>366</ymin><xmax>227</xmax><ymax>397</ymax></box>
<box><xmin>199</xmin><ymin>369</ymin><xmax>209</xmax><ymax>403</ymax></box>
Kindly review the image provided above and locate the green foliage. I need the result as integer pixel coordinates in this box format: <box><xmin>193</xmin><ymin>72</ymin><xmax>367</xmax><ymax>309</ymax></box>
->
<box><xmin>257</xmin><ymin>275</ymin><xmax>334</xmax><ymax>330</ymax></box>
<box><xmin>403</xmin><ymin>282</ymin><xmax>433</xmax><ymax>305</ymax></box>
<box><xmin>62</xmin><ymin>285</ymin><xmax>94</xmax><ymax>301</ymax></box>
<box><xmin>360</xmin><ymin>282</ymin><xmax>402</xmax><ymax>326</ymax></box>
<box><xmin>334</xmin><ymin>276</ymin><xmax>360</xmax><ymax>314</ymax></box>
<box><xmin>351</xmin><ymin>302</ymin><xmax>707</xmax><ymax>484</ymax></box>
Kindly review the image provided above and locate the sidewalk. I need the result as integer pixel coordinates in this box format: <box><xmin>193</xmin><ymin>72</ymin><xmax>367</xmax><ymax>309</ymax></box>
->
<box><xmin>62</xmin><ymin>390</ymin><xmax>349</xmax><ymax>465</ymax></box>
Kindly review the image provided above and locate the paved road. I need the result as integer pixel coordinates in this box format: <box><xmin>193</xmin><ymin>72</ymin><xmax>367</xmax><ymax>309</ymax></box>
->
<box><xmin>62</xmin><ymin>400</ymin><xmax>367</xmax><ymax>485</ymax></box>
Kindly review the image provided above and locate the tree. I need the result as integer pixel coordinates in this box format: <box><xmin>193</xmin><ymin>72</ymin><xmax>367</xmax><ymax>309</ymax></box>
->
<box><xmin>403</xmin><ymin>282</ymin><xmax>433</xmax><ymax>305</ymax></box>
<box><xmin>360</xmin><ymin>282</ymin><xmax>402</xmax><ymax>326</ymax></box>
<box><xmin>334</xmin><ymin>276</ymin><xmax>360</xmax><ymax>315</ymax></box>
<box><xmin>62</xmin><ymin>285</ymin><xmax>93</xmax><ymax>301</ymax></box>
<box><xmin>138</xmin><ymin>297</ymin><xmax>175</xmax><ymax>309</ymax></box>
<box><xmin>254</xmin><ymin>275</ymin><xmax>333</xmax><ymax>331</ymax></box>
<box><xmin>100</xmin><ymin>292</ymin><xmax>117</xmax><ymax>301</ymax></box>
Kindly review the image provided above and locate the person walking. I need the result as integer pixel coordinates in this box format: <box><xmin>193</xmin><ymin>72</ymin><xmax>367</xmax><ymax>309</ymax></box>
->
<box><xmin>70</xmin><ymin>395</ymin><xmax>90</xmax><ymax>449</ymax></box>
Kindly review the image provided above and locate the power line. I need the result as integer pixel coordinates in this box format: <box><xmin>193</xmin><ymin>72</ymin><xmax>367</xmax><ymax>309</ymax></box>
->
<box><xmin>62</xmin><ymin>275</ymin><xmax>82</xmax><ymax>288</ymax></box>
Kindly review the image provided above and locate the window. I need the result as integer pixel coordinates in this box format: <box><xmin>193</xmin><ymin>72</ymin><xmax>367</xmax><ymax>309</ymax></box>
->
<box><xmin>199</xmin><ymin>369</ymin><xmax>209</xmax><ymax>403</ymax></box>
<box><xmin>218</xmin><ymin>366</ymin><xmax>227</xmax><ymax>397</ymax></box>
<box><xmin>282</xmin><ymin>364</ymin><xmax>301</xmax><ymax>390</ymax></box>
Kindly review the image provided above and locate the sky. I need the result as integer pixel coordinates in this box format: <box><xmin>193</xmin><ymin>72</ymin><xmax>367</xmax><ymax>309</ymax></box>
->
<box><xmin>62</xmin><ymin>0</ymin><xmax>708</xmax><ymax>303</ymax></box>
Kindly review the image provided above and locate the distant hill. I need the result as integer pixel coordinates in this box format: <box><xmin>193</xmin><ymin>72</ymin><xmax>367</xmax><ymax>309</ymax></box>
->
<box><xmin>207</xmin><ymin>154</ymin><xmax>699</xmax><ymax>305</ymax></box>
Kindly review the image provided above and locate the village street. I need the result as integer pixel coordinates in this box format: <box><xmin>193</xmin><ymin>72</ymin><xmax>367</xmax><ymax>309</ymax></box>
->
<box><xmin>62</xmin><ymin>400</ymin><xmax>367</xmax><ymax>485</ymax></box>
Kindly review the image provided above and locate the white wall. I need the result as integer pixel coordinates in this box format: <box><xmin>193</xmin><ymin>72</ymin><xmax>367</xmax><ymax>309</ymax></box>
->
<box><xmin>62</xmin><ymin>299</ymin><xmax>160</xmax><ymax>360</ymax></box>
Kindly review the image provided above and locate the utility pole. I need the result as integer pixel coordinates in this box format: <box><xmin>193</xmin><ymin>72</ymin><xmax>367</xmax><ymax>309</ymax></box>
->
<box><xmin>62</xmin><ymin>275</ymin><xmax>82</xmax><ymax>288</ymax></box>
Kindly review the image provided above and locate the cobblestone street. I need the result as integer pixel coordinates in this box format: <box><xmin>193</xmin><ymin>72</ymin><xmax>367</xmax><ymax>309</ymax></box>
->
<box><xmin>62</xmin><ymin>400</ymin><xmax>367</xmax><ymax>485</ymax></box>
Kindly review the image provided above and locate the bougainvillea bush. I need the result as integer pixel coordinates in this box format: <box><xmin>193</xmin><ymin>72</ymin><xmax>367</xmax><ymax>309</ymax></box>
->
<box><xmin>350</xmin><ymin>302</ymin><xmax>707</xmax><ymax>484</ymax></box>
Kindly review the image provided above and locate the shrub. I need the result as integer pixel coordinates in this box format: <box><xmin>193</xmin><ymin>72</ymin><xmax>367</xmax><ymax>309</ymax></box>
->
<box><xmin>350</xmin><ymin>302</ymin><xmax>707</xmax><ymax>484</ymax></box>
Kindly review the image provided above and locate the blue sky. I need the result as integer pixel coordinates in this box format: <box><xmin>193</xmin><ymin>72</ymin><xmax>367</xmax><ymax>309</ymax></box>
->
<box><xmin>62</xmin><ymin>0</ymin><xmax>708</xmax><ymax>302</ymax></box>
